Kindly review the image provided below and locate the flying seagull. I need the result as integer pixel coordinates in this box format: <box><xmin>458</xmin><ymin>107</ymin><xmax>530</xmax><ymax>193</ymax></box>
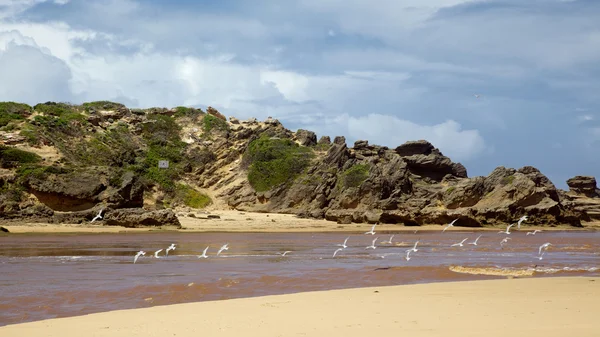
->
<box><xmin>538</xmin><ymin>242</ymin><xmax>552</xmax><ymax>256</ymax></box>
<box><xmin>366</xmin><ymin>237</ymin><xmax>378</xmax><ymax>250</ymax></box>
<box><xmin>474</xmin><ymin>94</ymin><xmax>481</xmax><ymax>98</ymax></box>
<box><xmin>405</xmin><ymin>249</ymin><xmax>412</xmax><ymax>261</ymax></box>
<box><xmin>517</xmin><ymin>216</ymin><xmax>528</xmax><ymax>230</ymax></box>
<box><xmin>468</xmin><ymin>235</ymin><xmax>482</xmax><ymax>246</ymax></box>
<box><xmin>526</xmin><ymin>230</ymin><xmax>542</xmax><ymax>236</ymax></box>
<box><xmin>278</xmin><ymin>251</ymin><xmax>292</xmax><ymax>257</ymax></box>
<box><xmin>217</xmin><ymin>243</ymin><xmax>229</xmax><ymax>256</ymax></box>
<box><xmin>337</xmin><ymin>237</ymin><xmax>350</xmax><ymax>249</ymax></box>
<box><xmin>91</xmin><ymin>209</ymin><xmax>103</xmax><ymax>223</ymax></box>
<box><xmin>500</xmin><ymin>237</ymin><xmax>511</xmax><ymax>249</ymax></box>
<box><xmin>333</xmin><ymin>248</ymin><xmax>343</xmax><ymax>258</ymax></box>
<box><xmin>365</xmin><ymin>224</ymin><xmax>377</xmax><ymax>235</ymax></box>
<box><xmin>451</xmin><ymin>238</ymin><xmax>468</xmax><ymax>247</ymax></box>
<box><xmin>442</xmin><ymin>219</ymin><xmax>458</xmax><ymax>232</ymax></box>
<box><xmin>134</xmin><ymin>250</ymin><xmax>145</xmax><ymax>264</ymax></box>
<box><xmin>198</xmin><ymin>246</ymin><xmax>209</xmax><ymax>259</ymax></box>
<box><xmin>410</xmin><ymin>240</ymin><xmax>420</xmax><ymax>252</ymax></box>
<box><xmin>498</xmin><ymin>224</ymin><xmax>514</xmax><ymax>235</ymax></box>
<box><xmin>165</xmin><ymin>244</ymin><xmax>176</xmax><ymax>257</ymax></box>
<box><xmin>154</xmin><ymin>249</ymin><xmax>163</xmax><ymax>258</ymax></box>
<box><xmin>381</xmin><ymin>235</ymin><xmax>395</xmax><ymax>245</ymax></box>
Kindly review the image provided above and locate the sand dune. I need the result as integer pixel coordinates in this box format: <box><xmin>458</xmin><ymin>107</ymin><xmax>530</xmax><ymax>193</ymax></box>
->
<box><xmin>2</xmin><ymin>277</ymin><xmax>598</xmax><ymax>337</ymax></box>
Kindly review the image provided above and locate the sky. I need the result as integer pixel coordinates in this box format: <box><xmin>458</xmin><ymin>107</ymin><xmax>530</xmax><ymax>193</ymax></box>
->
<box><xmin>0</xmin><ymin>0</ymin><xmax>599</xmax><ymax>189</ymax></box>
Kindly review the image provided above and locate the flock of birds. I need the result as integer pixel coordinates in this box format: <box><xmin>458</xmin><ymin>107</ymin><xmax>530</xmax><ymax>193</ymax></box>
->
<box><xmin>131</xmin><ymin>215</ymin><xmax>554</xmax><ymax>264</ymax></box>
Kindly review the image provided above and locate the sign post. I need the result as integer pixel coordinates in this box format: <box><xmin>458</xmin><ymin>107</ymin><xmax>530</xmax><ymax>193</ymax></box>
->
<box><xmin>158</xmin><ymin>160</ymin><xmax>169</xmax><ymax>169</ymax></box>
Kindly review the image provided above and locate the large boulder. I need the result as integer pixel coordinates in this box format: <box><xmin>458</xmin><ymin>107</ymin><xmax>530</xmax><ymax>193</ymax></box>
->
<box><xmin>566</xmin><ymin>176</ymin><xmax>599</xmax><ymax>197</ymax></box>
<box><xmin>294</xmin><ymin>129</ymin><xmax>317</xmax><ymax>147</ymax></box>
<box><xmin>103</xmin><ymin>208</ymin><xmax>181</xmax><ymax>228</ymax></box>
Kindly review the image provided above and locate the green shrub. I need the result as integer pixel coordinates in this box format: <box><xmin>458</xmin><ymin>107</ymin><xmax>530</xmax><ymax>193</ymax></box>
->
<box><xmin>173</xmin><ymin>106</ymin><xmax>203</xmax><ymax>119</ymax></box>
<box><xmin>82</xmin><ymin>101</ymin><xmax>125</xmax><ymax>112</ymax></box>
<box><xmin>0</xmin><ymin>102</ymin><xmax>31</xmax><ymax>127</ymax></box>
<box><xmin>0</xmin><ymin>145</ymin><xmax>42</xmax><ymax>168</ymax></box>
<box><xmin>245</xmin><ymin>135</ymin><xmax>314</xmax><ymax>192</ymax></box>
<box><xmin>175</xmin><ymin>184</ymin><xmax>212</xmax><ymax>208</ymax></box>
<box><xmin>446</xmin><ymin>186</ymin><xmax>456</xmax><ymax>194</ymax></box>
<box><xmin>142</xmin><ymin>114</ymin><xmax>182</xmax><ymax>145</ymax></box>
<box><xmin>33</xmin><ymin>102</ymin><xmax>76</xmax><ymax>116</ymax></box>
<box><xmin>341</xmin><ymin>164</ymin><xmax>370</xmax><ymax>188</ymax></box>
<box><xmin>202</xmin><ymin>114</ymin><xmax>229</xmax><ymax>134</ymax></box>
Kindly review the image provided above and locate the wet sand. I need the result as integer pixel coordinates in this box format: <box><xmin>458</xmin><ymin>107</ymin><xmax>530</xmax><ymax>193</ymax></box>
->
<box><xmin>3</xmin><ymin>210</ymin><xmax>600</xmax><ymax>233</ymax></box>
<box><xmin>1</xmin><ymin>277</ymin><xmax>598</xmax><ymax>337</ymax></box>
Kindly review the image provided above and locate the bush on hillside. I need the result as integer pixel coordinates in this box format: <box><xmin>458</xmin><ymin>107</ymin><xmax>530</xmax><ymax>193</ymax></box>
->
<box><xmin>245</xmin><ymin>135</ymin><xmax>314</xmax><ymax>192</ymax></box>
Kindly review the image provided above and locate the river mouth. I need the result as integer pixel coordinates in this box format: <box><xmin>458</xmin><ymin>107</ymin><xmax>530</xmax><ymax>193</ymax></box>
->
<box><xmin>1</xmin><ymin>230</ymin><xmax>598</xmax><ymax>326</ymax></box>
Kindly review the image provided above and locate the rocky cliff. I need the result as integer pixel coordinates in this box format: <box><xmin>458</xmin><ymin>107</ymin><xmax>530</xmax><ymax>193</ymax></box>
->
<box><xmin>0</xmin><ymin>101</ymin><xmax>598</xmax><ymax>228</ymax></box>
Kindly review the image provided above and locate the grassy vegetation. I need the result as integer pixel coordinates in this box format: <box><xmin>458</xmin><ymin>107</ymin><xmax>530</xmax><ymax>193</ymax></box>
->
<box><xmin>202</xmin><ymin>114</ymin><xmax>229</xmax><ymax>134</ymax></box>
<box><xmin>446</xmin><ymin>186</ymin><xmax>456</xmax><ymax>194</ymax></box>
<box><xmin>174</xmin><ymin>184</ymin><xmax>212</xmax><ymax>208</ymax></box>
<box><xmin>341</xmin><ymin>164</ymin><xmax>370</xmax><ymax>188</ymax></box>
<box><xmin>0</xmin><ymin>102</ymin><xmax>32</xmax><ymax>127</ymax></box>
<box><xmin>502</xmin><ymin>175</ymin><xmax>515</xmax><ymax>185</ymax></box>
<box><xmin>173</xmin><ymin>106</ymin><xmax>203</xmax><ymax>119</ymax></box>
<box><xmin>82</xmin><ymin>101</ymin><xmax>125</xmax><ymax>112</ymax></box>
<box><xmin>245</xmin><ymin>135</ymin><xmax>314</xmax><ymax>192</ymax></box>
<box><xmin>0</xmin><ymin>145</ymin><xmax>42</xmax><ymax>168</ymax></box>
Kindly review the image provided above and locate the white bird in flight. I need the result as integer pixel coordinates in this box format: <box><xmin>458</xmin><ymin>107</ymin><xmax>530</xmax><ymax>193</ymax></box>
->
<box><xmin>442</xmin><ymin>219</ymin><xmax>458</xmax><ymax>232</ymax></box>
<box><xmin>468</xmin><ymin>235</ymin><xmax>482</xmax><ymax>246</ymax></box>
<box><xmin>526</xmin><ymin>230</ymin><xmax>542</xmax><ymax>236</ymax></box>
<box><xmin>451</xmin><ymin>238</ymin><xmax>468</xmax><ymax>247</ymax></box>
<box><xmin>333</xmin><ymin>248</ymin><xmax>343</xmax><ymax>258</ymax></box>
<box><xmin>91</xmin><ymin>209</ymin><xmax>103</xmax><ymax>223</ymax></box>
<box><xmin>405</xmin><ymin>249</ymin><xmax>412</xmax><ymax>261</ymax></box>
<box><xmin>278</xmin><ymin>251</ymin><xmax>292</xmax><ymax>257</ymax></box>
<box><xmin>500</xmin><ymin>237</ymin><xmax>511</xmax><ymax>248</ymax></box>
<box><xmin>517</xmin><ymin>215</ymin><xmax>528</xmax><ymax>230</ymax></box>
<box><xmin>154</xmin><ymin>249</ymin><xmax>163</xmax><ymax>258</ymax></box>
<box><xmin>410</xmin><ymin>240</ymin><xmax>420</xmax><ymax>252</ymax></box>
<box><xmin>538</xmin><ymin>242</ymin><xmax>552</xmax><ymax>256</ymax></box>
<box><xmin>366</xmin><ymin>237</ymin><xmax>378</xmax><ymax>249</ymax></box>
<box><xmin>474</xmin><ymin>94</ymin><xmax>481</xmax><ymax>98</ymax></box>
<box><xmin>198</xmin><ymin>246</ymin><xmax>209</xmax><ymax>259</ymax></box>
<box><xmin>217</xmin><ymin>243</ymin><xmax>229</xmax><ymax>256</ymax></box>
<box><xmin>498</xmin><ymin>224</ymin><xmax>514</xmax><ymax>235</ymax></box>
<box><xmin>165</xmin><ymin>243</ymin><xmax>176</xmax><ymax>257</ymax></box>
<box><xmin>381</xmin><ymin>235</ymin><xmax>394</xmax><ymax>244</ymax></box>
<box><xmin>134</xmin><ymin>250</ymin><xmax>145</xmax><ymax>264</ymax></box>
<box><xmin>365</xmin><ymin>224</ymin><xmax>377</xmax><ymax>235</ymax></box>
<box><xmin>337</xmin><ymin>237</ymin><xmax>349</xmax><ymax>248</ymax></box>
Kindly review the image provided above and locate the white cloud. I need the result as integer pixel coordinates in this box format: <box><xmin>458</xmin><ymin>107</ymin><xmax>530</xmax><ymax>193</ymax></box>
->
<box><xmin>345</xmin><ymin>114</ymin><xmax>486</xmax><ymax>161</ymax></box>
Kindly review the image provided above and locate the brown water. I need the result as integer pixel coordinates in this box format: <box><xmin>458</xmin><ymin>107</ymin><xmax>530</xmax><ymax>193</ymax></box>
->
<box><xmin>1</xmin><ymin>230</ymin><xmax>598</xmax><ymax>326</ymax></box>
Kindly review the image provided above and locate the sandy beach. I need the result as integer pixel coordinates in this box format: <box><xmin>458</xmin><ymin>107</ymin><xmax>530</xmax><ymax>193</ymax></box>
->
<box><xmin>3</xmin><ymin>210</ymin><xmax>599</xmax><ymax>234</ymax></box>
<box><xmin>1</xmin><ymin>277</ymin><xmax>598</xmax><ymax>336</ymax></box>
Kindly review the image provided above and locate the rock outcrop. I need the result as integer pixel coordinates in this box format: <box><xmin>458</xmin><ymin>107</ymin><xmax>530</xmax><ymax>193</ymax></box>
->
<box><xmin>561</xmin><ymin>176</ymin><xmax>600</xmax><ymax>221</ymax></box>
<box><xmin>0</xmin><ymin>100</ymin><xmax>595</xmax><ymax>228</ymax></box>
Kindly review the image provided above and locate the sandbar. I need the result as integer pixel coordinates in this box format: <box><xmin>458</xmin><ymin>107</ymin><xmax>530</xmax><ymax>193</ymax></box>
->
<box><xmin>1</xmin><ymin>277</ymin><xmax>598</xmax><ymax>336</ymax></box>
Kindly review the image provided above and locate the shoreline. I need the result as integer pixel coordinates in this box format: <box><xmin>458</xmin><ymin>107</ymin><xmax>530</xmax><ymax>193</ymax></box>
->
<box><xmin>2</xmin><ymin>210</ymin><xmax>599</xmax><ymax>234</ymax></box>
<box><xmin>1</xmin><ymin>276</ymin><xmax>598</xmax><ymax>336</ymax></box>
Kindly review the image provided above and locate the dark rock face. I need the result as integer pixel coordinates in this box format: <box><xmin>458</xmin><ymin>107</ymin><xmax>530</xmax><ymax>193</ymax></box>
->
<box><xmin>294</xmin><ymin>129</ymin><xmax>317</xmax><ymax>147</ymax></box>
<box><xmin>567</xmin><ymin>176</ymin><xmax>599</xmax><ymax>197</ymax></box>
<box><xmin>103</xmin><ymin>208</ymin><xmax>181</xmax><ymax>228</ymax></box>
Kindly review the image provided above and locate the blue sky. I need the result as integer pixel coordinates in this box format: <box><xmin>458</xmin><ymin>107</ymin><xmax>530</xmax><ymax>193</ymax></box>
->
<box><xmin>1</xmin><ymin>0</ymin><xmax>599</xmax><ymax>189</ymax></box>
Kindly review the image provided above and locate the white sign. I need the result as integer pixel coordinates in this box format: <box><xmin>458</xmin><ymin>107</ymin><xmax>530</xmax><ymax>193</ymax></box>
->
<box><xmin>158</xmin><ymin>160</ymin><xmax>169</xmax><ymax>168</ymax></box>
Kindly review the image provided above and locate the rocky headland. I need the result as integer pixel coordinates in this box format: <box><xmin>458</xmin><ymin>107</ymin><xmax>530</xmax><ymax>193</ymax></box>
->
<box><xmin>1</xmin><ymin>101</ymin><xmax>599</xmax><ymax>229</ymax></box>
